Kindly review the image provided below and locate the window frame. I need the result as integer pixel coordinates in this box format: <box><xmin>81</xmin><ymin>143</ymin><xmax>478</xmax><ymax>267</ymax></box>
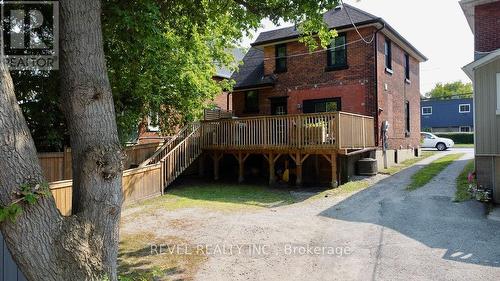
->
<box><xmin>404</xmin><ymin>53</ymin><xmax>410</xmax><ymax>81</ymax></box>
<box><xmin>384</xmin><ymin>38</ymin><xmax>392</xmax><ymax>73</ymax></box>
<box><xmin>459</xmin><ymin>126</ymin><xmax>471</xmax><ymax>133</ymax></box>
<box><xmin>244</xmin><ymin>90</ymin><xmax>259</xmax><ymax>113</ymax></box>
<box><xmin>326</xmin><ymin>33</ymin><xmax>348</xmax><ymax>71</ymax></box>
<box><xmin>422</xmin><ymin>106</ymin><xmax>432</xmax><ymax>115</ymax></box>
<box><xmin>275</xmin><ymin>43</ymin><xmax>287</xmax><ymax>73</ymax></box>
<box><xmin>458</xmin><ymin>104</ymin><xmax>471</xmax><ymax>113</ymax></box>
<box><xmin>405</xmin><ymin>100</ymin><xmax>411</xmax><ymax>136</ymax></box>
<box><xmin>147</xmin><ymin>112</ymin><xmax>160</xmax><ymax>132</ymax></box>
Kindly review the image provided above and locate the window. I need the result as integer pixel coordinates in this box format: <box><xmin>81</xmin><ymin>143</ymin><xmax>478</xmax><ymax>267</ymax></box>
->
<box><xmin>384</xmin><ymin>39</ymin><xmax>392</xmax><ymax>71</ymax></box>
<box><xmin>327</xmin><ymin>33</ymin><xmax>347</xmax><ymax>70</ymax></box>
<box><xmin>405</xmin><ymin>101</ymin><xmax>410</xmax><ymax>136</ymax></box>
<box><xmin>303</xmin><ymin>98</ymin><xmax>341</xmax><ymax>113</ymax></box>
<box><xmin>147</xmin><ymin>112</ymin><xmax>159</xmax><ymax>132</ymax></box>
<box><xmin>460</xmin><ymin>126</ymin><xmax>471</xmax><ymax>133</ymax></box>
<box><xmin>244</xmin><ymin>90</ymin><xmax>259</xmax><ymax>113</ymax></box>
<box><xmin>497</xmin><ymin>73</ymin><xmax>500</xmax><ymax>115</ymax></box>
<box><xmin>404</xmin><ymin>53</ymin><xmax>410</xmax><ymax>80</ymax></box>
<box><xmin>275</xmin><ymin>44</ymin><xmax>287</xmax><ymax>73</ymax></box>
<box><xmin>459</xmin><ymin>104</ymin><xmax>470</xmax><ymax>113</ymax></box>
<box><xmin>422</xmin><ymin>106</ymin><xmax>432</xmax><ymax>115</ymax></box>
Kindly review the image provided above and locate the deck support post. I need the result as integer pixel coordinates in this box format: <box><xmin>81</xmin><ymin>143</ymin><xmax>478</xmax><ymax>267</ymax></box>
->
<box><xmin>234</xmin><ymin>152</ymin><xmax>250</xmax><ymax>184</ymax></box>
<box><xmin>264</xmin><ymin>153</ymin><xmax>281</xmax><ymax>186</ymax></box>
<box><xmin>291</xmin><ymin>153</ymin><xmax>310</xmax><ymax>187</ymax></box>
<box><xmin>322</xmin><ymin>153</ymin><xmax>338</xmax><ymax>188</ymax></box>
<box><xmin>330</xmin><ymin>153</ymin><xmax>338</xmax><ymax>188</ymax></box>
<box><xmin>212</xmin><ymin>152</ymin><xmax>223</xmax><ymax>181</ymax></box>
<box><xmin>268</xmin><ymin>153</ymin><xmax>276</xmax><ymax>185</ymax></box>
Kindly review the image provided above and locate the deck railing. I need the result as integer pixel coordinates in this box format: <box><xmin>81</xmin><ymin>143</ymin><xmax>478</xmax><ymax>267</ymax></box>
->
<box><xmin>200</xmin><ymin>111</ymin><xmax>375</xmax><ymax>151</ymax></box>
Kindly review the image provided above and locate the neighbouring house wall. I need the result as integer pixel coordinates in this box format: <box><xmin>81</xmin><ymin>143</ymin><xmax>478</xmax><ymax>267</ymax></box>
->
<box><xmin>474</xmin><ymin>58</ymin><xmax>500</xmax><ymax>155</ymax></box>
<box><xmin>376</xmin><ymin>32</ymin><xmax>421</xmax><ymax>150</ymax></box>
<box><xmin>475</xmin><ymin>1</ymin><xmax>500</xmax><ymax>55</ymax></box>
<box><xmin>233</xmin><ymin>27</ymin><xmax>377</xmax><ymax>118</ymax></box>
<box><xmin>420</xmin><ymin>98</ymin><xmax>474</xmax><ymax>131</ymax></box>
<box><xmin>474</xmin><ymin>58</ymin><xmax>500</xmax><ymax>203</ymax></box>
<box><xmin>0</xmin><ymin>233</ymin><xmax>27</xmax><ymax>281</ymax></box>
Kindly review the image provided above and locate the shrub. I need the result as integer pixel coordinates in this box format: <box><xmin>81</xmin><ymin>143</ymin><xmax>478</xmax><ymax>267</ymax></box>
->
<box><xmin>435</xmin><ymin>133</ymin><xmax>474</xmax><ymax>144</ymax></box>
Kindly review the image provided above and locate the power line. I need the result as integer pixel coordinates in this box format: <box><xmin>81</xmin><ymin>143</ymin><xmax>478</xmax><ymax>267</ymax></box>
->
<box><xmin>339</xmin><ymin>0</ymin><xmax>375</xmax><ymax>44</ymax></box>
<box><xmin>247</xmin><ymin>34</ymin><xmax>375</xmax><ymax>61</ymax></box>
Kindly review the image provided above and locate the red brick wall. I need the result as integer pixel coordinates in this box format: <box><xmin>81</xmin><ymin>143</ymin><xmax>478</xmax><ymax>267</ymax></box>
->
<box><xmin>475</xmin><ymin>1</ymin><xmax>500</xmax><ymax>53</ymax></box>
<box><xmin>234</xmin><ymin>27</ymin><xmax>377</xmax><ymax>117</ymax></box>
<box><xmin>376</xmin><ymin>32</ymin><xmax>421</xmax><ymax>149</ymax></box>
<box><xmin>233</xmin><ymin>27</ymin><xmax>422</xmax><ymax>149</ymax></box>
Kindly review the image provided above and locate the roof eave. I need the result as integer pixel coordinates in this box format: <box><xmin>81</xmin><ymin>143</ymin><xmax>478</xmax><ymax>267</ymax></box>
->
<box><xmin>462</xmin><ymin>48</ymin><xmax>500</xmax><ymax>79</ymax></box>
<box><xmin>251</xmin><ymin>19</ymin><xmax>427</xmax><ymax>62</ymax></box>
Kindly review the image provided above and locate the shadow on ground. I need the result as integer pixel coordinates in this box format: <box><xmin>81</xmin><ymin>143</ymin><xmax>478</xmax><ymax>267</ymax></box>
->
<box><xmin>319</xmin><ymin>158</ymin><xmax>500</xmax><ymax>267</ymax></box>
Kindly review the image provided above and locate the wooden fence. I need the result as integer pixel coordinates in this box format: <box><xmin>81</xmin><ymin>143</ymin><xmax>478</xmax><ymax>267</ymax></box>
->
<box><xmin>38</xmin><ymin>143</ymin><xmax>161</xmax><ymax>182</ymax></box>
<box><xmin>48</xmin><ymin>163</ymin><xmax>163</xmax><ymax>216</ymax></box>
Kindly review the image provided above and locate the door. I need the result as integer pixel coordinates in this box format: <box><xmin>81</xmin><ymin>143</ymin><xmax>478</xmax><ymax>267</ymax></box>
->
<box><xmin>271</xmin><ymin>97</ymin><xmax>288</xmax><ymax>115</ymax></box>
<box><xmin>270</xmin><ymin>97</ymin><xmax>288</xmax><ymax>144</ymax></box>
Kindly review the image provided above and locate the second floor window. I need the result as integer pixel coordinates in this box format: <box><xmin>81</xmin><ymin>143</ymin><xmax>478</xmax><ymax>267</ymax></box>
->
<box><xmin>385</xmin><ymin>39</ymin><xmax>392</xmax><ymax>71</ymax></box>
<box><xmin>327</xmin><ymin>33</ymin><xmax>347</xmax><ymax>69</ymax></box>
<box><xmin>404</xmin><ymin>53</ymin><xmax>410</xmax><ymax>80</ymax></box>
<box><xmin>275</xmin><ymin>44</ymin><xmax>287</xmax><ymax>73</ymax></box>
<box><xmin>245</xmin><ymin>90</ymin><xmax>259</xmax><ymax>113</ymax></box>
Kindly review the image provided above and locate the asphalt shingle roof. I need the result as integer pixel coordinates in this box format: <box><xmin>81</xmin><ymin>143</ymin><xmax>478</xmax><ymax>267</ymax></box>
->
<box><xmin>231</xmin><ymin>47</ymin><xmax>275</xmax><ymax>90</ymax></box>
<box><xmin>253</xmin><ymin>4</ymin><xmax>379</xmax><ymax>46</ymax></box>
<box><xmin>232</xmin><ymin>4</ymin><xmax>427</xmax><ymax>90</ymax></box>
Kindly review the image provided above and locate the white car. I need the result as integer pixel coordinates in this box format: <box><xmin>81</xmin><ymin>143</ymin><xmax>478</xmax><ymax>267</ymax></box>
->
<box><xmin>421</xmin><ymin>132</ymin><xmax>455</xmax><ymax>151</ymax></box>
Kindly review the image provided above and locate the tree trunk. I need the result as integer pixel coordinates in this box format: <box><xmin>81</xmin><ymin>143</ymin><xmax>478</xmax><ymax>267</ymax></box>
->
<box><xmin>59</xmin><ymin>0</ymin><xmax>124</xmax><ymax>279</ymax></box>
<box><xmin>0</xmin><ymin>0</ymin><xmax>123</xmax><ymax>280</ymax></box>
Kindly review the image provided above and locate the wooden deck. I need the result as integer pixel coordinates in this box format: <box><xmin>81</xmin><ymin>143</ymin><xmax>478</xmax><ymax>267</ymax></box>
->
<box><xmin>196</xmin><ymin>112</ymin><xmax>376</xmax><ymax>187</ymax></box>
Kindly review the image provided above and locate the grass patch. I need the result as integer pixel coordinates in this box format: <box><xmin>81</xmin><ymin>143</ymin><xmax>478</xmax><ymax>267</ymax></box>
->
<box><xmin>119</xmin><ymin>233</ymin><xmax>206</xmax><ymax>281</ymax></box>
<box><xmin>454</xmin><ymin>144</ymin><xmax>474</xmax><ymax>148</ymax></box>
<box><xmin>380</xmin><ymin>151</ymin><xmax>437</xmax><ymax>175</ymax></box>
<box><xmin>407</xmin><ymin>153</ymin><xmax>464</xmax><ymax>191</ymax></box>
<box><xmin>310</xmin><ymin>179</ymin><xmax>372</xmax><ymax>200</ymax></box>
<box><xmin>455</xmin><ymin>160</ymin><xmax>475</xmax><ymax>202</ymax></box>
<box><xmin>136</xmin><ymin>183</ymin><xmax>295</xmax><ymax>212</ymax></box>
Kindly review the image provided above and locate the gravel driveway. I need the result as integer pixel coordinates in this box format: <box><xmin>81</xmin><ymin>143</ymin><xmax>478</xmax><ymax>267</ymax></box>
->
<box><xmin>123</xmin><ymin>148</ymin><xmax>500</xmax><ymax>281</ymax></box>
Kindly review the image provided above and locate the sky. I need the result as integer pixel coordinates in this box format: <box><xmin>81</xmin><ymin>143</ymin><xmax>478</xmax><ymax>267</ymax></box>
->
<box><xmin>240</xmin><ymin>0</ymin><xmax>474</xmax><ymax>94</ymax></box>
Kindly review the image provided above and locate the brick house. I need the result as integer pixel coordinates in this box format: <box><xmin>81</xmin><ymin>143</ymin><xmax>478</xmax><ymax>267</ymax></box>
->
<box><xmin>231</xmin><ymin>4</ymin><xmax>427</xmax><ymax>156</ymax></box>
<box><xmin>461</xmin><ymin>0</ymin><xmax>500</xmax><ymax>203</ymax></box>
<box><xmin>137</xmin><ymin>49</ymin><xmax>244</xmax><ymax>144</ymax></box>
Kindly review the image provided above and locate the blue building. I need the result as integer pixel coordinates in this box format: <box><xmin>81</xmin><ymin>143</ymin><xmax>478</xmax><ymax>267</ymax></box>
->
<box><xmin>421</xmin><ymin>97</ymin><xmax>474</xmax><ymax>133</ymax></box>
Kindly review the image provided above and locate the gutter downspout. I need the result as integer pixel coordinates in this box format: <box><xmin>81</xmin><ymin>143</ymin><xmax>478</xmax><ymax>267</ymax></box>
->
<box><xmin>374</xmin><ymin>20</ymin><xmax>386</xmax><ymax>147</ymax></box>
<box><xmin>374</xmin><ymin>21</ymin><xmax>386</xmax><ymax>168</ymax></box>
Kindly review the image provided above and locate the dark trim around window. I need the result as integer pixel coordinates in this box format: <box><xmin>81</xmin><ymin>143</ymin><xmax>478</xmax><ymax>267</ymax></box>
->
<box><xmin>326</xmin><ymin>33</ymin><xmax>348</xmax><ymax>71</ymax></box>
<box><xmin>405</xmin><ymin>100</ymin><xmax>410</xmax><ymax>137</ymax></box>
<box><xmin>244</xmin><ymin>90</ymin><xmax>259</xmax><ymax>113</ymax></box>
<box><xmin>384</xmin><ymin>38</ymin><xmax>392</xmax><ymax>73</ymax></box>
<box><xmin>275</xmin><ymin>43</ymin><xmax>287</xmax><ymax>73</ymax></box>
<box><xmin>404</xmin><ymin>53</ymin><xmax>410</xmax><ymax>81</ymax></box>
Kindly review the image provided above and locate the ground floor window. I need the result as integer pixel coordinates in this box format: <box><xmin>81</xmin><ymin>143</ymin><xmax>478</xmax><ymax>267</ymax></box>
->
<box><xmin>303</xmin><ymin>98</ymin><xmax>341</xmax><ymax>114</ymax></box>
<box><xmin>460</xmin><ymin>126</ymin><xmax>472</xmax><ymax>132</ymax></box>
<box><xmin>244</xmin><ymin>90</ymin><xmax>259</xmax><ymax>113</ymax></box>
<box><xmin>405</xmin><ymin>101</ymin><xmax>410</xmax><ymax>136</ymax></box>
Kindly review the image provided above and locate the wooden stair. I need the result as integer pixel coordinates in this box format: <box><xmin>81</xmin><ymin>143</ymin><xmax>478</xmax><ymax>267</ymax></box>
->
<box><xmin>140</xmin><ymin>122</ymin><xmax>202</xmax><ymax>188</ymax></box>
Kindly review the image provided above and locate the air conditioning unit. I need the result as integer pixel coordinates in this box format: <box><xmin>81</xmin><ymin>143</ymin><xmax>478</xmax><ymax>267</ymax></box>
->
<box><xmin>357</xmin><ymin>158</ymin><xmax>378</xmax><ymax>176</ymax></box>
